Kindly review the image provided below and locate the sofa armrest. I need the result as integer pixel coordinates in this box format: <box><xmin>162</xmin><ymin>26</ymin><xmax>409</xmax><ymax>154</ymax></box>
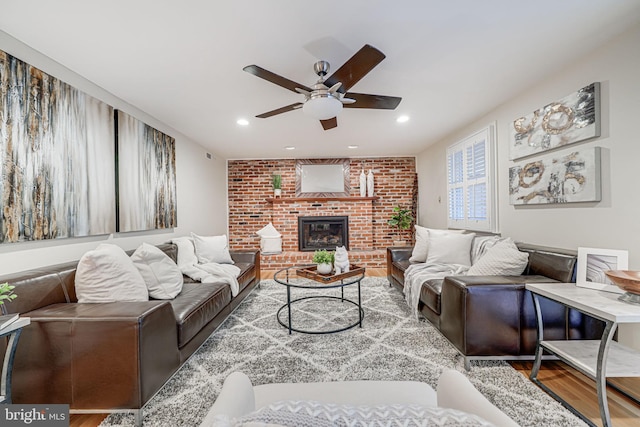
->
<box><xmin>439</xmin><ymin>275</ymin><xmax>557</xmax><ymax>356</ymax></box>
<box><xmin>437</xmin><ymin>370</ymin><xmax>519</xmax><ymax>427</ymax></box>
<box><xmin>13</xmin><ymin>301</ymin><xmax>180</xmax><ymax>409</ymax></box>
<box><xmin>386</xmin><ymin>247</ymin><xmax>413</xmax><ymax>287</ymax></box>
<box><xmin>387</xmin><ymin>246</ymin><xmax>413</xmax><ymax>262</ymax></box>
<box><xmin>231</xmin><ymin>250</ymin><xmax>259</xmax><ymax>264</ymax></box>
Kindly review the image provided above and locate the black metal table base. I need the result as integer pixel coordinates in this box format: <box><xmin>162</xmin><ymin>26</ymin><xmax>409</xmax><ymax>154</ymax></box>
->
<box><xmin>277</xmin><ymin>285</ymin><xmax>364</xmax><ymax>335</ymax></box>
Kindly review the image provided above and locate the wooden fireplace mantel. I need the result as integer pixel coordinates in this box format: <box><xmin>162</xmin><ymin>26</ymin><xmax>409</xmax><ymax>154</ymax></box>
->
<box><xmin>266</xmin><ymin>196</ymin><xmax>378</xmax><ymax>203</ymax></box>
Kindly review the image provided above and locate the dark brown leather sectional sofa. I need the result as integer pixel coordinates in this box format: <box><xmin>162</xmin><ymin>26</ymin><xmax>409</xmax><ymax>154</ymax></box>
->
<box><xmin>387</xmin><ymin>243</ymin><xmax>603</xmax><ymax>369</ymax></box>
<box><xmin>0</xmin><ymin>243</ymin><xmax>260</xmax><ymax>425</ymax></box>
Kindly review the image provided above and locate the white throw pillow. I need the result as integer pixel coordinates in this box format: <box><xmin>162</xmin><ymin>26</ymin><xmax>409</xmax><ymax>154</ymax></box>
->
<box><xmin>256</xmin><ymin>222</ymin><xmax>281</xmax><ymax>238</ymax></box>
<box><xmin>75</xmin><ymin>243</ymin><xmax>149</xmax><ymax>303</ymax></box>
<box><xmin>191</xmin><ymin>233</ymin><xmax>234</xmax><ymax>264</ymax></box>
<box><xmin>131</xmin><ymin>243</ymin><xmax>184</xmax><ymax>299</ymax></box>
<box><xmin>425</xmin><ymin>232</ymin><xmax>475</xmax><ymax>266</ymax></box>
<box><xmin>471</xmin><ymin>235</ymin><xmax>503</xmax><ymax>264</ymax></box>
<box><xmin>410</xmin><ymin>225</ymin><xmax>465</xmax><ymax>263</ymax></box>
<box><xmin>172</xmin><ymin>236</ymin><xmax>198</xmax><ymax>269</ymax></box>
<box><xmin>467</xmin><ymin>238</ymin><xmax>529</xmax><ymax>276</ymax></box>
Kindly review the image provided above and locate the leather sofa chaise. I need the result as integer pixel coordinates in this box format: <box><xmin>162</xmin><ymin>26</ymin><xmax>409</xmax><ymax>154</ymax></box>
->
<box><xmin>387</xmin><ymin>243</ymin><xmax>603</xmax><ymax>369</ymax></box>
<box><xmin>0</xmin><ymin>243</ymin><xmax>260</xmax><ymax>425</ymax></box>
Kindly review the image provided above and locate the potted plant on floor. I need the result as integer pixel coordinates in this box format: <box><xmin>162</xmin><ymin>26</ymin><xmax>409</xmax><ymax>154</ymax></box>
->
<box><xmin>272</xmin><ymin>174</ymin><xmax>282</xmax><ymax>197</ymax></box>
<box><xmin>313</xmin><ymin>250</ymin><xmax>334</xmax><ymax>275</ymax></box>
<box><xmin>387</xmin><ymin>205</ymin><xmax>413</xmax><ymax>246</ymax></box>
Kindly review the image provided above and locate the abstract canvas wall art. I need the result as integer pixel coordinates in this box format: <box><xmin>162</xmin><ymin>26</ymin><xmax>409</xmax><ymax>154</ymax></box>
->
<box><xmin>116</xmin><ymin>110</ymin><xmax>177</xmax><ymax>232</ymax></box>
<box><xmin>509</xmin><ymin>83</ymin><xmax>600</xmax><ymax>160</ymax></box>
<box><xmin>509</xmin><ymin>147</ymin><xmax>601</xmax><ymax>205</ymax></box>
<box><xmin>0</xmin><ymin>49</ymin><xmax>115</xmax><ymax>243</ymax></box>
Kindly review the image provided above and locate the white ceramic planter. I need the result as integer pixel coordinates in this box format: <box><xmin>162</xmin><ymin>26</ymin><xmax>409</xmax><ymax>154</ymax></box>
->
<box><xmin>316</xmin><ymin>263</ymin><xmax>333</xmax><ymax>275</ymax></box>
<box><xmin>273</xmin><ymin>189</ymin><xmax>282</xmax><ymax>197</ymax></box>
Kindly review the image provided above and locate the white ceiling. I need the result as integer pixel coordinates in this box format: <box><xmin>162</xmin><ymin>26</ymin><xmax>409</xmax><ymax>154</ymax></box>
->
<box><xmin>1</xmin><ymin>1</ymin><xmax>639</xmax><ymax>159</ymax></box>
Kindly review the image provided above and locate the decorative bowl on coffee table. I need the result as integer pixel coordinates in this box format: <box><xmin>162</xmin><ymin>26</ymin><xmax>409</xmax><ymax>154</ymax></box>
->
<box><xmin>604</xmin><ymin>270</ymin><xmax>640</xmax><ymax>305</ymax></box>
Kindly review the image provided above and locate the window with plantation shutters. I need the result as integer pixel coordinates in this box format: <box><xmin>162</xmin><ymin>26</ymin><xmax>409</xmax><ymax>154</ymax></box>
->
<box><xmin>446</xmin><ymin>124</ymin><xmax>497</xmax><ymax>232</ymax></box>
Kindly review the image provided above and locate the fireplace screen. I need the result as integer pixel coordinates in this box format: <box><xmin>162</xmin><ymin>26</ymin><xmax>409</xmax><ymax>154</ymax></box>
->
<box><xmin>298</xmin><ymin>216</ymin><xmax>349</xmax><ymax>252</ymax></box>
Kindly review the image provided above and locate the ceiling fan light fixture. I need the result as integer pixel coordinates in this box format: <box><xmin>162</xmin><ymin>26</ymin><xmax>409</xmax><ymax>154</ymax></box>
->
<box><xmin>302</xmin><ymin>93</ymin><xmax>343</xmax><ymax>120</ymax></box>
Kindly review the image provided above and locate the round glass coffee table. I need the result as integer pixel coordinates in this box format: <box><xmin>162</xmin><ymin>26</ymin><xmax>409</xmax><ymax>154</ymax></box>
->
<box><xmin>274</xmin><ymin>265</ymin><xmax>365</xmax><ymax>334</ymax></box>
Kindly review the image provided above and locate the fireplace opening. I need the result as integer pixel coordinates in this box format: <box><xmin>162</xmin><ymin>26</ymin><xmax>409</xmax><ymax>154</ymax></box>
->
<box><xmin>298</xmin><ymin>216</ymin><xmax>349</xmax><ymax>252</ymax></box>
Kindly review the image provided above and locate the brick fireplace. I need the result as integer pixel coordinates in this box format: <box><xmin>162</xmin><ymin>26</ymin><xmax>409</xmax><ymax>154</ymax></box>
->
<box><xmin>227</xmin><ymin>157</ymin><xmax>417</xmax><ymax>270</ymax></box>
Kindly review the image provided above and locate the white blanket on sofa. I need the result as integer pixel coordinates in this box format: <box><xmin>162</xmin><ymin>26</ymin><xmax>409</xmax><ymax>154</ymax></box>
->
<box><xmin>181</xmin><ymin>263</ymin><xmax>241</xmax><ymax>297</ymax></box>
<box><xmin>172</xmin><ymin>236</ymin><xmax>241</xmax><ymax>297</ymax></box>
<box><xmin>404</xmin><ymin>262</ymin><xmax>469</xmax><ymax>319</ymax></box>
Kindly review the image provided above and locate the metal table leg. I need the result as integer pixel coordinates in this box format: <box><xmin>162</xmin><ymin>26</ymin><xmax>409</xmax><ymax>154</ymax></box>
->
<box><xmin>597</xmin><ymin>321</ymin><xmax>617</xmax><ymax>427</ymax></box>
<box><xmin>530</xmin><ymin>293</ymin><xmax>544</xmax><ymax>381</ymax></box>
<box><xmin>358</xmin><ymin>280</ymin><xmax>362</xmax><ymax>327</ymax></box>
<box><xmin>1</xmin><ymin>329</ymin><xmax>22</xmax><ymax>403</ymax></box>
<box><xmin>287</xmin><ymin>286</ymin><xmax>292</xmax><ymax>335</ymax></box>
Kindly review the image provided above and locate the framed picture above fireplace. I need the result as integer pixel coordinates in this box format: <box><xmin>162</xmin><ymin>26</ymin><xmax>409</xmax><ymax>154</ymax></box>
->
<box><xmin>296</xmin><ymin>158</ymin><xmax>351</xmax><ymax>198</ymax></box>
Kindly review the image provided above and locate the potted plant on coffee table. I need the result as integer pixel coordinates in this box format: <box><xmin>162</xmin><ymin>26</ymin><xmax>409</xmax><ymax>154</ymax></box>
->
<box><xmin>272</xmin><ymin>174</ymin><xmax>282</xmax><ymax>197</ymax></box>
<box><xmin>387</xmin><ymin>205</ymin><xmax>413</xmax><ymax>246</ymax></box>
<box><xmin>313</xmin><ymin>250</ymin><xmax>334</xmax><ymax>275</ymax></box>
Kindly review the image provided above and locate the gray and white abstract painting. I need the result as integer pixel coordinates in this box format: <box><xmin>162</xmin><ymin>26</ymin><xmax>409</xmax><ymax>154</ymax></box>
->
<box><xmin>509</xmin><ymin>147</ymin><xmax>601</xmax><ymax>205</ymax></box>
<box><xmin>117</xmin><ymin>110</ymin><xmax>177</xmax><ymax>232</ymax></box>
<box><xmin>509</xmin><ymin>83</ymin><xmax>600</xmax><ymax>160</ymax></box>
<box><xmin>0</xmin><ymin>49</ymin><xmax>115</xmax><ymax>243</ymax></box>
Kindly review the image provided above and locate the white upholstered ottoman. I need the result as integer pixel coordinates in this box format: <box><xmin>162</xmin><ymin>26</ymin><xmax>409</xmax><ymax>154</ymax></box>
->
<box><xmin>200</xmin><ymin>370</ymin><xmax>519</xmax><ymax>426</ymax></box>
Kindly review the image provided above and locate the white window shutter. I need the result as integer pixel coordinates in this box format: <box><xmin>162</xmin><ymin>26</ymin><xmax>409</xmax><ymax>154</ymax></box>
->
<box><xmin>446</xmin><ymin>124</ymin><xmax>497</xmax><ymax>232</ymax></box>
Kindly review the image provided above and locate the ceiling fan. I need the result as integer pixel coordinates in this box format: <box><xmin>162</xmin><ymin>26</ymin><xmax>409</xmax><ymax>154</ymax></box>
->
<box><xmin>243</xmin><ymin>44</ymin><xmax>402</xmax><ymax>130</ymax></box>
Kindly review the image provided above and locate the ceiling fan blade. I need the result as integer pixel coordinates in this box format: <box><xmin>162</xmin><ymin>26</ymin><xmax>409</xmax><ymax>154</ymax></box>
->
<box><xmin>343</xmin><ymin>93</ymin><xmax>402</xmax><ymax>109</ymax></box>
<box><xmin>243</xmin><ymin>65</ymin><xmax>312</xmax><ymax>93</ymax></box>
<box><xmin>341</xmin><ymin>97</ymin><xmax>356</xmax><ymax>104</ymax></box>
<box><xmin>256</xmin><ymin>103</ymin><xmax>303</xmax><ymax>118</ymax></box>
<box><xmin>320</xmin><ymin>117</ymin><xmax>338</xmax><ymax>130</ymax></box>
<box><xmin>323</xmin><ymin>44</ymin><xmax>386</xmax><ymax>93</ymax></box>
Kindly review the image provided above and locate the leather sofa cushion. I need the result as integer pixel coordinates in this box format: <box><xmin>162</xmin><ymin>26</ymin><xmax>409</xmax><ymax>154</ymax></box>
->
<box><xmin>170</xmin><ymin>282</ymin><xmax>232</xmax><ymax>348</ymax></box>
<box><xmin>527</xmin><ymin>251</ymin><xmax>576</xmax><ymax>283</ymax></box>
<box><xmin>420</xmin><ymin>279</ymin><xmax>443</xmax><ymax>315</ymax></box>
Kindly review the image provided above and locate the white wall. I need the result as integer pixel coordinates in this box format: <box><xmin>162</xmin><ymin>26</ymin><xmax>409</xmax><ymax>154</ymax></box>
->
<box><xmin>416</xmin><ymin>24</ymin><xmax>640</xmax><ymax>349</ymax></box>
<box><xmin>0</xmin><ymin>31</ymin><xmax>228</xmax><ymax>275</ymax></box>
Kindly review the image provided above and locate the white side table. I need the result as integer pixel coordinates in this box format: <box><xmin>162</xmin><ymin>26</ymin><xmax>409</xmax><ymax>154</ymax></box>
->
<box><xmin>526</xmin><ymin>283</ymin><xmax>640</xmax><ymax>427</ymax></box>
<box><xmin>0</xmin><ymin>316</ymin><xmax>30</xmax><ymax>404</ymax></box>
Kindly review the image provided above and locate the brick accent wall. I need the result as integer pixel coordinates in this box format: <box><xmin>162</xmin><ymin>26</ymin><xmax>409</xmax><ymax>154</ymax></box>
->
<box><xmin>228</xmin><ymin>157</ymin><xmax>417</xmax><ymax>269</ymax></box>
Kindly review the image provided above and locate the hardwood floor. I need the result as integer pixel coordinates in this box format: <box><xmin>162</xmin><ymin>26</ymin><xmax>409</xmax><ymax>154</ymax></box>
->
<box><xmin>70</xmin><ymin>268</ymin><xmax>640</xmax><ymax>427</ymax></box>
<box><xmin>511</xmin><ymin>361</ymin><xmax>640</xmax><ymax>427</ymax></box>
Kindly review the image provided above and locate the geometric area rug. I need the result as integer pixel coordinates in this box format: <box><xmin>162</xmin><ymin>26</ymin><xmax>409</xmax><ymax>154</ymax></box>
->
<box><xmin>100</xmin><ymin>278</ymin><xmax>587</xmax><ymax>426</ymax></box>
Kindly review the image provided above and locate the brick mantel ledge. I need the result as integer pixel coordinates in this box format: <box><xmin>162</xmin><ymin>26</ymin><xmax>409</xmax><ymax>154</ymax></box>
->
<box><xmin>266</xmin><ymin>196</ymin><xmax>379</xmax><ymax>203</ymax></box>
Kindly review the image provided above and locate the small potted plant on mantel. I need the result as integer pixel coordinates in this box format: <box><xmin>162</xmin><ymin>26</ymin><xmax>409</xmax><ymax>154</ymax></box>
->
<box><xmin>272</xmin><ymin>174</ymin><xmax>282</xmax><ymax>197</ymax></box>
<box><xmin>312</xmin><ymin>250</ymin><xmax>334</xmax><ymax>275</ymax></box>
<box><xmin>387</xmin><ymin>205</ymin><xmax>414</xmax><ymax>246</ymax></box>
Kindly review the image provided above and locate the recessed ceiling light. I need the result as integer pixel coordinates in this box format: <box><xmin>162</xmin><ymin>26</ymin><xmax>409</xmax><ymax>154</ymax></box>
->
<box><xmin>236</xmin><ymin>118</ymin><xmax>249</xmax><ymax>126</ymax></box>
<box><xmin>396</xmin><ymin>115</ymin><xmax>410</xmax><ymax>123</ymax></box>
<box><xmin>285</xmin><ymin>146</ymin><xmax>295</xmax><ymax>150</ymax></box>
<box><xmin>348</xmin><ymin>145</ymin><xmax>359</xmax><ymax>149</ymax></box>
